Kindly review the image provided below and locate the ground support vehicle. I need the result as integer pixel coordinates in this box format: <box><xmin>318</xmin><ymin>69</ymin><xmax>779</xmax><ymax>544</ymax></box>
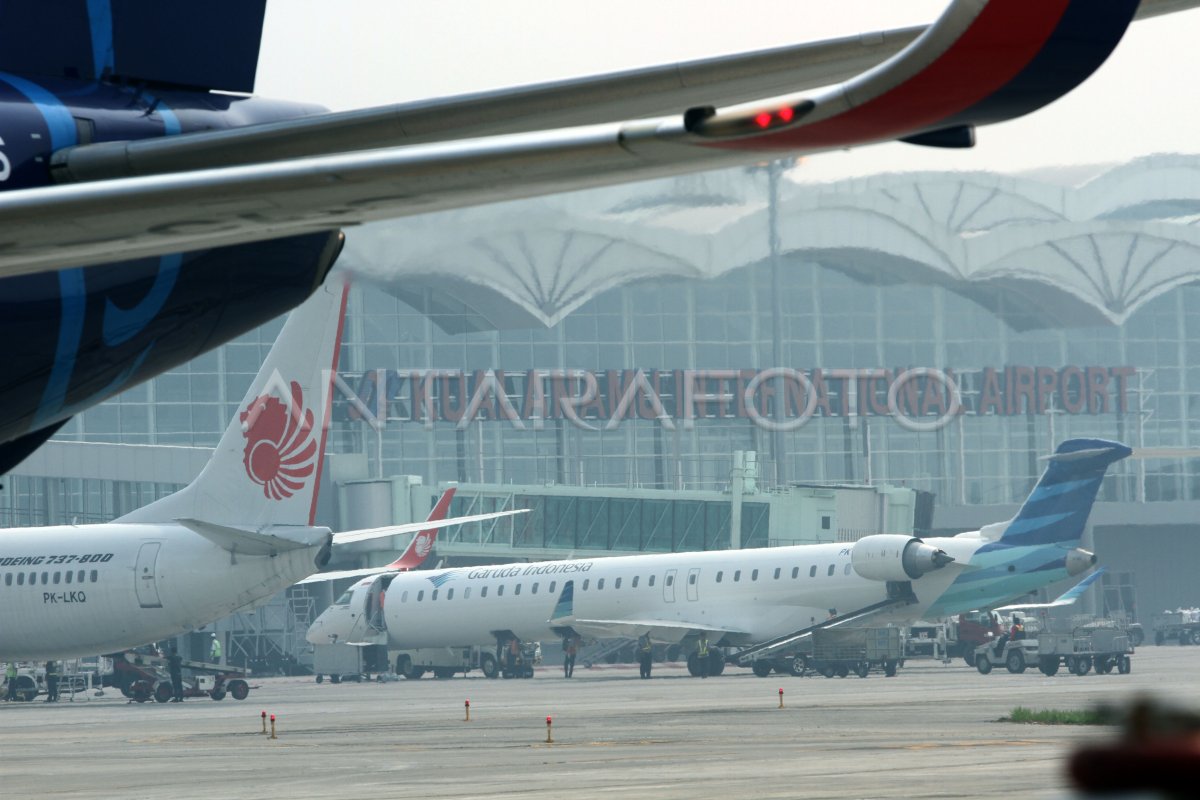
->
<box><xmin>810</xmin><ymin>628</ymin><xmax>902</xmax><ymax>678</ymax></box>
<box><xmin>313</xmin><ymin>643</ymin><xmax>389</xmax><ymax>683</ymax></box>
<box><xmin>107</xmin><ymin>651</ymin><xmax>254</xmax><ymax>702</ymax></box>
<box><xmin>393</xmin><ymin>646</ymin><xmax>499</xmax><ymax>680</ymax></box>
<box><xmin>973</xmin><ymin>637</ymin><xmax>1040</xmax><ymax>675</ymax></box>
<box><xmin>1152</xmin><ymin>610</ymin><xmax>1200</xmax><ymax>645</ymax></box>
<box><xmin>1035</xmin><ymin>628</ymin><xmax>1133</xmax><ymax>676</ymax></box>
<box><xmin>905</xmin><ymin>622</ymin><xmax>953</xmax><ymax>663</ymax></box>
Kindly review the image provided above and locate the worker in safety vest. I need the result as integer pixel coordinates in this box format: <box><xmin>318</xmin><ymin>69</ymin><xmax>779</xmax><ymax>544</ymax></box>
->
<box><xmin>209</xmin><ymin>633</ymin><xmax>222</xmax><ymax>665</ymax></box>
<box><xmin>562</xmin><ymin>636</ymin><xmax>577</xmax><ymax>679</ymax></box>
<box><xmin>4</xmin><ymin>662</ymin><xmax>17</xmax><ymax>701</ymax></box>
<box><xmin>696</xmin><ymin>634</ymin><xmax>710</xmax><ymax>679</ymax></box>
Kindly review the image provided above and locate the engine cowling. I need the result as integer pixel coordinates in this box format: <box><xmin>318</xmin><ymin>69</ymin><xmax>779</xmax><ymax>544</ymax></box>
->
<box><xmin>850</xmin><ymin>534</ymin><xmax>954</xmax><ymax>582</ymax></box>
<box><xmin>1065</xmin><ymin>548</ymin><xmax>1097</xmax><ymax>576</ymax></box>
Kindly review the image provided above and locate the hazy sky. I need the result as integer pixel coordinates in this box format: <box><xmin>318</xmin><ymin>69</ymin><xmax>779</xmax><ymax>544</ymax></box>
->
<box><xmin>254</xmin><ymin>1</ymin><xmax>1200</xmax><ymax>183</ymax></box>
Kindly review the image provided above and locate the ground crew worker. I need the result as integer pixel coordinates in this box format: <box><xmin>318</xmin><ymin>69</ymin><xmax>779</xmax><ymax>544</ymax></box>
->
<box><xmin>1010</xmin><ymin>616</ymin><xmax>1025</xmax><ymax>641</ymax></box>
<box><xmin>5</xmin><ymin>662</ymin><xmax>17</xmax><ymax>701</ymax></box>
<box><xmin>209</xmin><ymin>633</ymin><xmax>222</xmax><ymax>665</ymax></box>
<box><xmin>168</xmin><ymin>649</ymin><xmax>184</xmax><ymax>702</ymax></box>
<box><xmin>563</xmin><ymin>636</ymin><xmax>577</xmax><ymax>678</ymax></box>
<box><xmin>696</xmin><ymin>634</ymin><xmax>710</xmax><ymax>679</ymax></box>
<box><xmin>44</xmin><ymin>661</ymin><xmax>58</xmax><ymax>702</ymax></box>
<box><xmin>637</xmin><ymin>633</ymin><xmax>653</xmax><ymax>679</ymax></box>
<box><xmin>506</xmin><ymin>638</ymin><xmax>520</xmax><ymax>675</ymax></box>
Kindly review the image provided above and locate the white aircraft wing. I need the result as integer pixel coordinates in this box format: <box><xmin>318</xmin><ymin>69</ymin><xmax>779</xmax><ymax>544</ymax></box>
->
<box><xmin>994</xmin><ymin>568</ymin><xmax>1107</xmax><ymax>613</ymax></box>
<box><xmin>571</xmin><ymin>617</ymin><xmax>751</xmax><ymax>643</ymax></box>
<box><xmin>294</xmin><ymin>565</ymin><xmax>397</xmax><ymax>585</ymax></box>
<box><xmin>0</xmin><ymin>0</ymin><xmax>1161</xmax><ymax>279</ymax></box>
<box><xmin>330</xmin><ymin>509</ymin><xmax>528</xmax><ymax>545</ymax></box>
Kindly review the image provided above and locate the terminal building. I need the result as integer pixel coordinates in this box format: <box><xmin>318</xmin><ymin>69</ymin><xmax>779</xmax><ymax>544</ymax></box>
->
<box><xmin>7</xmin><ymin>153</ymin><xmax>1200</xmax><ymax>665</ymax></box>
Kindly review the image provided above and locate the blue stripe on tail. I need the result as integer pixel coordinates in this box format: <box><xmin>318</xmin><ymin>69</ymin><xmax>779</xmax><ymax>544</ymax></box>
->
<box><xmin>993</xmin><ymin>439</ymin><xmax>1131</xmax><ymax>548</ymax></box>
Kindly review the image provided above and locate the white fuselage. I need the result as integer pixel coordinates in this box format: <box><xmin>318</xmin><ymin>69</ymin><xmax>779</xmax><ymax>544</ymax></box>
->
<box><xmin>0</xmin><ymin>523</ymin><xmax>324</xmax><ymax>660</ymax></box>
<box><xmin>308</xmin><ymin>536</ymin><xmax>985</xmax><ymax>649</ymax></box>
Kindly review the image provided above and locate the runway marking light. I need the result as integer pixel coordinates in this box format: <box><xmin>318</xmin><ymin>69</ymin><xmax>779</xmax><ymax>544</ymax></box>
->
<box><xmin>465</xmin><ymin>699</ymin><xmax>471</xmax><ymax>722</ymax></box>
<box><xmin>545</xmin><ymin>716</ymin><xmax>553</xmax><ymax>744</ymax></box>
<box><xmin>261</xmin><ymin>710</ymin><xmax>267</xmax><ymax>734</ymax></box>
<box><xmin>270</xmin><ymin>714</ymin><xmax>277</xmax><ymax>740</ymax></box>
<box><xmin>779</xmin><ymin>688</ymin><xmax>784</xmax><ymax>709</ymax></box>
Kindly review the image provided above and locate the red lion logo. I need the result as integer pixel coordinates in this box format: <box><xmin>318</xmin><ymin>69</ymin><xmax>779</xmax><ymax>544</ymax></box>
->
<box><xmin>240</xmin><ymin>381</ymin><xmax>317</xmax><ymax>500</ymax></box>
<box><xmin>413</xmin><ymin>531</ymin><xmax>433</xmax><ymax>559</ymax></box>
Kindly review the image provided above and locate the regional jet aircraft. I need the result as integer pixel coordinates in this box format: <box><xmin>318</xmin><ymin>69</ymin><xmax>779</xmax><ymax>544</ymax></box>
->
<box><xmin>0</xmin><ymin>0</ymin><xmax>1190</xmax><ymax>473</ymax></box>
<box><xmin>307</xmin><ymin>439</ymin><xmax>1126</xmax><ymax>676</ymax></box>
<box><xmin>0</xmin><ymin>283</ymin><xmax>522</xmax><ymax>661</ymax></box>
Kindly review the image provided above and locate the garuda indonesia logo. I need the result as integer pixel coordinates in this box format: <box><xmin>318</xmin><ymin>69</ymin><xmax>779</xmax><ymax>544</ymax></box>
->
<box><xmin>241</xmin><ymin>381</ymin><xmax>317</xmax><ymax>500</ymax></box>
<box><xmin>426</xmin><ymin>572</ymin><xmax>454</xmax><ymax>588</ymax></box>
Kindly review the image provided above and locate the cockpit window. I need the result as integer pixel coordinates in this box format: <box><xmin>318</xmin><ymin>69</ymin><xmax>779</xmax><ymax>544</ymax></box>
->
<box><xmin>335</xmin><ymin>590</ymin><xmax>353</xmax><ymax>605</ymax></box>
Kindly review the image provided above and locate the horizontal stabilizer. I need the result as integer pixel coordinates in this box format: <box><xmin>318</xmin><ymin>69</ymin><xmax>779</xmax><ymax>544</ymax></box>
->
<box><xmin>996</xmin><ymin>568</ymin><xmax>1107</xmax><ymax>613</ymax></box>
<box><xmin>331</xmin><ymin>509</ymin><xmax>528</xmax><ymax>545</ymax></box>
<box><xmin>177</xmin><ymin>518</ymin><xmax>326</xmax><ymax>557</ymax></box>
<box><xmin>295</xmin><ymin>565</ymin><xmax>392</xmax><ymax>585</ymax></box>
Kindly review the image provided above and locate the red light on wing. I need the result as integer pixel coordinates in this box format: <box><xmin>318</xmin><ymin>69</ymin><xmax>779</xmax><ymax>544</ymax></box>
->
<box><xmin>778</xmin><ymin>107</ymin><xmax>794</xmax><ymax>123</ymax></box>
<box><xmin>754</xmin><ymin>112</ymin><xmax>772</xmax><ymax>129</ymax></box>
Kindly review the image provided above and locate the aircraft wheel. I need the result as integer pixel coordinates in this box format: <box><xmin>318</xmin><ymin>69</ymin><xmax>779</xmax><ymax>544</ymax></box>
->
<box><xmin>855</xmin><ymin>661</ymin><xmax>870</xmax><ymax>678</ymax></box>
<box><xmin>229</xmin><ymin>679</ymin><xmax>250</xmax><ymax>700</ymax></box>
<box><xmin>1039</xmin><ymin>657</ymin><xmax>1059</xmax><ymax>677</ymax></box>
<box><xmin>686</xmin><ymin>652</ymin><xmax>700</xmax><ymax>677</ymax></box>
<box><xmin>709</xmin><ymin>650</ymin><xmax>726</xmax><ymax>676</ymax></box>
<box><xmin>480</xmin><ymin>653</ymin><xmax>499</xmax><ymax>679</ymax></box>
<box><xmin>1117</xmin><ymin>655</ymin><xmax>1132</xmax><ymax>674</ymax></box>
<box><xmin>976</xmin><ymin>655</ymin><xmax>992</xmax><ymax>675</ymax></box>
<box><xmin>154</xmin><ymin>681</ymin><xmax>173</xmax><ymax>703</ymax></box>
<box><xmin>13</xmin><ymin>675</ymin><xmax>38</xmax><ymax>702</ymax></box>
<box><xmin>835</xmin><ymin>665</ymin><xmax>849</xmax><ymax>678</ymax></box>
<box><xmin>315</xmin><ymin>674</ymin><xmax>324</xmax><ymax>684</ymax></box>
<box><xmin>1005</xmin><ymin>649</ymin><xmax>1026</xmax><ymax>674</ymax></box>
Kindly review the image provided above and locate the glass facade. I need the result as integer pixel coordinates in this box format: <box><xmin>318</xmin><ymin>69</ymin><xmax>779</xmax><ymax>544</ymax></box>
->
<box><xmin>57</xmin><ymin>258</ymin><xmax>1197</xmax><ymax>508</ymax></box>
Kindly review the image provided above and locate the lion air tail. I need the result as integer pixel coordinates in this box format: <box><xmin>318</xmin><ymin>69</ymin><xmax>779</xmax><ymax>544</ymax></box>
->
<box><xmin>118</xmin><ymin>279</ymin><xmax>349</xmax><ymax>529</ymax></box>
<box><xmin>385</xmin><ymin>487</ymin><xmax>456</xmax><ymax>571</ymax></box>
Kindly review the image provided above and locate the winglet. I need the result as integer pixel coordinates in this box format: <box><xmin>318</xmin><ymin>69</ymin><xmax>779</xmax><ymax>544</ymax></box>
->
<box><xmin>385</xmin><ymin>487</ymin><xmax>456</xmax><ymax>571</ymax></box>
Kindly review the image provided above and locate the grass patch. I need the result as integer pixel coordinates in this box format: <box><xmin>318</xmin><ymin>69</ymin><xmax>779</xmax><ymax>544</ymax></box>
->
<box><xmin>999</xmin><ymin>707</ymin><xmax>1113</xmax><ymax>726</ymax></box>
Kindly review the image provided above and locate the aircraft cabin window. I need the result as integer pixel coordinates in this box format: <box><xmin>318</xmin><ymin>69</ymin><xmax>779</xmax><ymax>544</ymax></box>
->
<box><xmin>497</xmin><ymin>585</ymin><xmax>504</xmax><ymax>596</ymax></box>
<box><xmin>582</xmin><ymin>580</ymin><xmax>589</xmax><ymax>591</ymax></box>
<box><xmin>733</xmin><ymin>570</ymin><xmax>741</xmax><ymax>582</ymax></box>
<box><xmin>90</xmin><ymin>570</ymin><xmax>98</xmax><ymax>583</ymax></box>
<box><xmin>809</xmin><ymin>565</ymin><xmax>817</xmax><ymax>578</ymax></box>
<box><xmin>531</xmin><ymin>583</ymin><xmax>538</xmax><ymax>595</ymax></box>
<box><xmin>77</xmin><ymin>570</ymin><xmax>84</xmax><ymax>583</ymax></box>
<box><xmin>549</xmin><ymin>581</ymin><xmax>556</xmax><ymax>593</ymax></box>
<box><xmin>29</xmin><ymin>572</ymin><xmax>36</xmax><ymax>585</ymax></box>
<box><xmin>716</xmin><ymin>571</ymin><xmax>723</xmax><ymax>583</ymax></box>
<box><xmin>514</xmin><ymin>584</ymin><xmax>521</xmax><ymax>595</ymax></box>
<box><xmin>631</xmin><ymin>576</ymin><xmax>638</xmax><ymax>588</ymax></box>
<box><xmin>4</xmin><ymin>573</ymin><xmax>10</xmax><ymax>586</ymax></box>
<box><xmin>774</xmin><ymin>568</ymin><xmax>781</xmax><ymax>580</ymax></box>
<box><xmin>464</xmin><ymin>588</ymin><xmax>471</xmax><ymax>599</ymax></box>
<box><xmin>417</xmin><ymin>590</ymin><xmax>425</xmax><ymax>601</ymax></box>
<box><xmin>42</xmin><ymin>572</ymin><xmax>48</xmax><ymax>584</ymax></box>
<box><xmin>649</xmin><ymin>575</ymin><xmax>655</xmax><ymax>587</ymax></box>
<box><xmin>751</xmin><ymin>569</ymin><xmax>759</xmax><ymax>581</ymax></box>
<box><xmin>844</xmin><ymin>564</ymin><xmax>852</xmax><ymax>576</ymax></box>
<box><xmin>17</xmin><ymin>573</ymin><xmax>24</xmax><ymax>586</ymax></box>
<box><xmin>792</xmin><ymin>567</ymin><xmax>799</xmax><ymax>579</ymax></box>
<box><xmin>53</xmin><ymin>572</ymin><xmax>60</xmax><ymax>584</ymax></box>
<box><xmin>827</xmin><ymin>564</ymin><xmax>835</xmax><ymax>577</ymax></box>
<box><xmin>614</xmin><ymin>578</ymin><xmax>621</xmax><ymax>589</ymax></box>
<box><xmin>688</xmin><ymin>573</ymin><xmax>696</xmax><ymax>585</ymax></box>
<box><xmin>666</xmin><ymin>575</ymin><xmax>674</xmax><ymax>587</ymax></box>
<box><xmin>597</xmin><ymin>579</ymin><xmax>604</xmax><ymax>590</ymax></box>
<box><xmin>401</xmin><ymin>591</ymin><xmax>409</xmax><ymax>602</ymax></box>
<box><xmin>481</xmin><ymin>586</ymin><xmax>488</xmax><ymax>598</ymax></box>
<box><xmin>65</xmin><ymin>570</ymin><xmax>73</xmax><ymax>584</ymax></box>
<box><xmin>446</xmin><ymin>588</ymin><xmax>454</xmax><ymax>600</ymax></box>
<box><xmin>432</xmin><ymin>589</ymin><xmax>439</xmax><ymax>601</ymax></box>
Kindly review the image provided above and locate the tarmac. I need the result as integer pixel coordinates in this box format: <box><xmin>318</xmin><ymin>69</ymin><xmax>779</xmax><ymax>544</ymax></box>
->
<box><xmin>2</xmin><ymin>647</ymin><xmax>1197</xmax><ymax>799</ymax></box>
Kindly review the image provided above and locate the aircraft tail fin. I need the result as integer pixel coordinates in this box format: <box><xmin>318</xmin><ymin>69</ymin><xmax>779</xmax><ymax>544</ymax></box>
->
<box><xmin>0</xmin><ymin>1</ymin><xmax>267</xmax><ymax>92</ymax></box>
<box><xmin>385</xmin><ymin>488</ymin><xmax>456</xmax><ymax>571</ymax></box>
<box><xmin>999</xmin><ymin>439</ymin><xmax>1131</xmax><ymax>547</ymax></box>
<box><xmin>119</xmin><ymin>279</ymin><xmax>348</xmax><ymax>528</ymax></box>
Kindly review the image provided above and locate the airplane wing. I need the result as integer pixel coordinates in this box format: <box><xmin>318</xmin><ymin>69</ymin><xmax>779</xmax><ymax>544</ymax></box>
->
<box><xmin>330</xmin><ymin>508</ymin><xmax>527</xmax><ymax>545</ymax></box>
<box><xmin>994</xmin><ymin>568</ymin><xmax>1107</xmax><ymax>613</ymax></box>
<box><xmin>570</xmin><ymin>617</ymin><xmax>751</xmax><ymax>643</ymax></box>
<box><xmin>0</xmin><ymin>0</ymin><xmax>1159</xmax><ymax>279</ymax></box>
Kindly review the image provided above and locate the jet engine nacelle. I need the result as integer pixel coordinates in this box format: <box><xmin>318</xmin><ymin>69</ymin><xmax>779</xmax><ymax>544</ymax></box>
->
<box><xmin>1065</xmin><ymin>548</ymin><xmax>1097</xmax><ymax>576</ymax></box>
<box><xmin>850</xmin><ymin>534</ymin><xmax>954</xmax><ymax>582</ymax></box>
